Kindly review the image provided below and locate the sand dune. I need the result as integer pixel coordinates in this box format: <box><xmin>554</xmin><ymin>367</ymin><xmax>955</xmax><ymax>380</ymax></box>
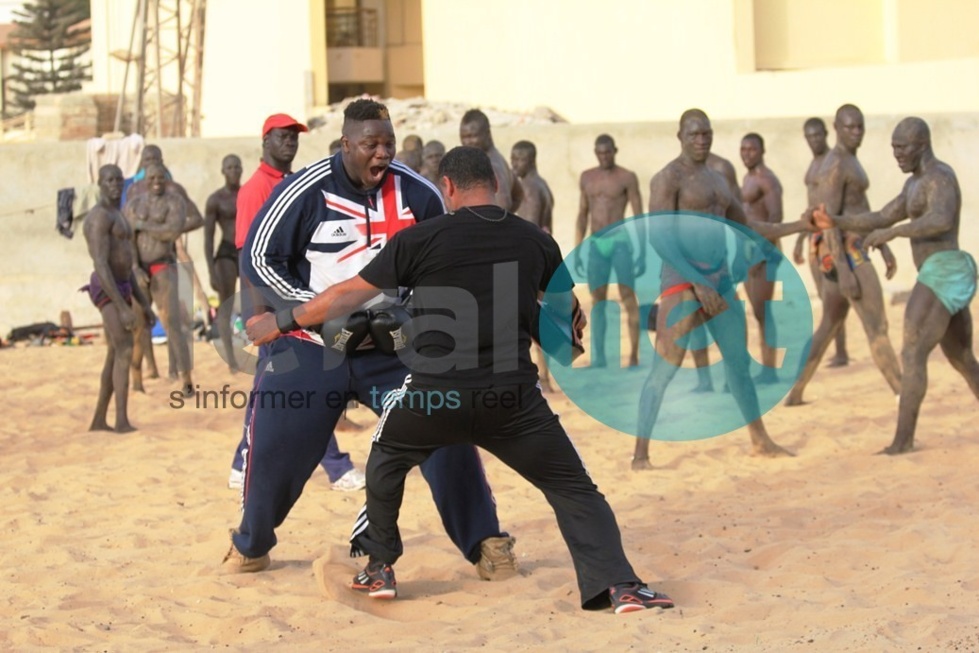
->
<box><xmin>2</xmin><ymin>299</ymin><xmax>979</xmax><ymax>652</ymax></box>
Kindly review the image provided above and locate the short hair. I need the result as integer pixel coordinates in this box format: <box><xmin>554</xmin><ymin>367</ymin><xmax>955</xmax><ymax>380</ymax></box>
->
<box><xmin>98</xmin><ymin>164</ymin><xmax>122</xmax><ymax>183</ymax></box>
<box><xmin>835</xmin><ymin>103</ymin><xmax>862</xmax><ymax>121</ymax></box>
<box><xmin>742</xmin><ymin>132</ymin><xmax>764</xmax><ymax>149</ymax></box>
<box><xmin>803</xmin><ymin>117</ymin><xmax>826</xmax><ymax>132</ymax></box>
<box><xmin>896</xmin><ymin>116</ymin><xmax>931</xmax><ymax>144</ymax></box>
<box><xmin>344</xmin><ymin>99</ymin><xmax>390</xmax><ymax>123</ymax></box>
<box><xmin>679</xmin><ymin>108</ymin><xmax>709</xmax><ymax>129</ymax></box>
<box><xmin>144</xmin><ymin>162</ymin><xmax>166</xmax><ymax>177</ymax></box>
<box><xmin>461</xmin><ymin>108</ymin><xmax>490</xmax><ymax>130</ymax></box>
<box><xmin>402</xmin><ymin>134</ymin><xmax>423</xmax><ymax>151</ymax></box>
<box><xmin>423</xmin><ymin>140</ymin><xmax>445</xmax><ymax>156</ymax></box>
<box><xmin>395</xmin><ymin>147</ymin><xmax>422</xmax><ymax>171</ymax></box>
<box><xmin>438</xmin><ymin>146</ymin><xmax>496</xmax><ymax>190</ymax></box>
<box><xmin>141</xmin><ymin>144</ymin><xmax>163</xmax><ymax>164</ymax></box>
<box><xmin>594</xmin><ymin>134</ymin><xmax>615</xmax><ymax>149</ymax></box>
<box><xmin>512</xmin><ymin>139</ymin><xmax>537</xmax><ymax>160</ymax></box>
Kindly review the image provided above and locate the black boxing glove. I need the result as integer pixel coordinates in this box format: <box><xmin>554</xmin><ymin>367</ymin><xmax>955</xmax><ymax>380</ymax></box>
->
<box><xmin>320</xmin><ymin>310</ymin><xmax>370</xmax><ymax>354</ymax></box>
<box><xmin>368</xmin><ymin>304</ymin><xmax>413</xmax><ymax>355</ymax></box>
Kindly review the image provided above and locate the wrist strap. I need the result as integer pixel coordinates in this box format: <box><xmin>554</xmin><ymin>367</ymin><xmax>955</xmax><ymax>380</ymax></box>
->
<box><xmin>275</xmin><ymin>307</ymin><xmax>299</xmax><ymax>333</ymax></box>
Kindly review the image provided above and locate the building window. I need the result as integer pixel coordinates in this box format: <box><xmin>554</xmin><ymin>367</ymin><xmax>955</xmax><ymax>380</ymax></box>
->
<box><xmin>326</xmin><ymin>1</ymin><xmax>379</xmax><ymax>48</ymax></box>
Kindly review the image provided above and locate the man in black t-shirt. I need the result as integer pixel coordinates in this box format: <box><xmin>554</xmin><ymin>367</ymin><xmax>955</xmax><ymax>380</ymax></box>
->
<box><xmin>245</xmin><ymin>146</ymin><xmax>674</xmax><ymax>615</ymax></box>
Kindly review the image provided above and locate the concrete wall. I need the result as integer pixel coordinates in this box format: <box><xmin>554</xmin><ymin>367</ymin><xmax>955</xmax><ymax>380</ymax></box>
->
<box><xmin>32</xmin><ymin>93</ymin><xmax>99</xmax><ymax>141</ymax></box>
<box><xmin>2</xmin><ymin>112</ymin><xmax>978</xmax><ymax>336</ymax></box>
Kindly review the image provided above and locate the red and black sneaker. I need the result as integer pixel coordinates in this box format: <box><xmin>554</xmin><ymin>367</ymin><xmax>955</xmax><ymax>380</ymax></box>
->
<box><xmin>351</xmin><ymin>560</ymin><xmax>397</xmax><ymax>599</ymax></box>
<box><xmin>609</xmin><ymin>583</ymin><xmax>674</xmax><ymax>614</ymax></box>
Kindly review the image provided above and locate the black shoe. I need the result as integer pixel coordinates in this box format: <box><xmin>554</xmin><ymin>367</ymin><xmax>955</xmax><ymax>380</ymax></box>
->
<box><xmin>609</xmin><ymin>583</ymin><xmax>674</xmax><ymax>614</ymax></box>
<box><xmin>351</xmin><ymin>560</ymin><xmax>397</xmax><ymax>599</ymax></box>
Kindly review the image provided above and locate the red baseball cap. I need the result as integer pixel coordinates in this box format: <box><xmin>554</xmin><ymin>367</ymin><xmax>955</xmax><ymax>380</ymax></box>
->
<box><xmin>262</xmin><ymin>113</ymin><xmax>309</xmax><ymax>137</ymax></box>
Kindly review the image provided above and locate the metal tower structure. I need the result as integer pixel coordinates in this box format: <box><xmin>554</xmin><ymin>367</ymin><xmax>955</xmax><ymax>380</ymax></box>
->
<box><xmin>114</xmin><ymin>0</ymin><xmax>207</xmax><ymax>138</ymax></box>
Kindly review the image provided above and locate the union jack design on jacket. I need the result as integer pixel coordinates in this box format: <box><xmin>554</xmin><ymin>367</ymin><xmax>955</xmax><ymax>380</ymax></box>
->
<box><xmin>241</xmin><ymin>151</ymin><xmax>444</xmax><ymax>315</ymax></box>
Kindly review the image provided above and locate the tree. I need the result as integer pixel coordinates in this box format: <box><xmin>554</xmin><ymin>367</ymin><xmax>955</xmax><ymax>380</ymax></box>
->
<box><xmin>7</xmin><ymin>0</ymin><xmax>92</xmax><ymax>115</ymax></box>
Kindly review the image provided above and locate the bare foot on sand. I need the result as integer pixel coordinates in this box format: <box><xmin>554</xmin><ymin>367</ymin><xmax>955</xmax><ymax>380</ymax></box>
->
<box><xmin>751</xmin><ymin>442</ymin><xmax>795</xmax><ymax>458</ymax></box>
<box><xmin>783</xmin><ymin>392</ymin><xmax>806</xmax><ymax>407</ymax></box>
<box><xmin>631</xmin><ymin>457</ymin><xmax>654</xmax><ymax>471</ymax></box>
<box><xmin>692</xmin><ymin>379</ymin><xmax>714</xmax><ymax>393</ymax></box>
<box><xmin>754</xmin><ymin>369</ymin><xmax>779</xmax><ymax>385</ymax></box>
<box><xmin>879</xmin><ymin>440</ymin><xmax>914</xmax><ymax>455</ymax></box>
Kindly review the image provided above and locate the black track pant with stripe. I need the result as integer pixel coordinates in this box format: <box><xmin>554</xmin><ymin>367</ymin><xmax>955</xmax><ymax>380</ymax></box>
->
<box><xmin>351</xmin><ymin>379</ymin><xmax>641</xmax><ymax>609</ymax></box>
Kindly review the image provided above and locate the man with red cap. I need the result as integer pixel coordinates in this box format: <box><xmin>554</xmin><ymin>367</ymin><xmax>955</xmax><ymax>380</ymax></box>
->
<box><xmin>226</xmin><ymin>113</ymin><xmax>366</xmax><ymax>494</ymax></box>
<box><xmin>234</xmin><ymin>114</ymin><xmax>309</xmax><ymax>249</ymax></box>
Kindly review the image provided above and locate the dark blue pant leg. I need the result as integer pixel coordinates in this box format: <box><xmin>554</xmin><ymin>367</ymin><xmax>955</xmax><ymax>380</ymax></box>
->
<box><xmin>232</xmin><ymin>427</ymin><xmax>348</xmax><ymax>478</ymax></box>
<box><xmin>233</xmin><ymin>338</ymin><xmax>347</xmax><ymax>558</ymax></box>
<box><xmin>229</xmin><ymin>346</ymin><xmax>352</xmax><ymax>480</ymax></box>
<box><xmin>319</xmin><ymin>437</ymin><xmax>354</xmax><ymax>482</ymax></box>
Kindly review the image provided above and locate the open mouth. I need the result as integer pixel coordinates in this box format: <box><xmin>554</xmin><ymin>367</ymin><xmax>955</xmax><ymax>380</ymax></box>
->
<box><xmin>369</xmin><ymin>164</ymin><xmax>386</xmax><ymax>180</ymax></box>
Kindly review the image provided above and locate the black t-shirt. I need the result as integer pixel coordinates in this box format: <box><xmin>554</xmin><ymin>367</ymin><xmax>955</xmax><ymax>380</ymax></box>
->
<box><xmin>359</xmin><ymin>204</ymin><xmax>572</xmax><ymax>387</ymax></box>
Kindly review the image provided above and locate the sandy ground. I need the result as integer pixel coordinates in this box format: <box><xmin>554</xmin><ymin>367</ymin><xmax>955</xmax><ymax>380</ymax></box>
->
<box><xmin>2</xmin><ymin>298</ymin><xmax>979</xmax><ymax>652</ymax></box>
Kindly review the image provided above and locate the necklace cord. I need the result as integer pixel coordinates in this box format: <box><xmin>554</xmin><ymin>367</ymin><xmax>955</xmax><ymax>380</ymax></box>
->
<box><xmin>464</xmin><ymin>206</ymin><xmax>508</xmax><ymax>222</ymax></box>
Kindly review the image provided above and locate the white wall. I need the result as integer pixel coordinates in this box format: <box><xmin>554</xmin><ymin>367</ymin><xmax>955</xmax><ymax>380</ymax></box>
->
<box><xmin>199</xmin><ymin>0</ymin><xmax>312</xmax><ymax>137</ymax></box>
<box><xmin>422</xmin><ymin>0</ymin><xmax>979</xmax><ymax>124</ymax></box>
<box><xmin>88</xmin><ymin>0</ymin><xmax>314</xmax><ymax>138</ymax></box>
<box><xmin>0</xmin><ymin>1</ymin><xmax>23</xmax><ymax>23</ymax></box>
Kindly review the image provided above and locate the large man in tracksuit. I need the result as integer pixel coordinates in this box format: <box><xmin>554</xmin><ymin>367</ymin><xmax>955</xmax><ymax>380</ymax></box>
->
<box><xmin>224</xmin><ymin>99</ymin><xmax>514</xmax><ymax>576</ymax></box>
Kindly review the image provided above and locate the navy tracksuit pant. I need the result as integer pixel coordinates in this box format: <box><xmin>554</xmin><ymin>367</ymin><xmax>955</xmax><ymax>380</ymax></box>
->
<box><xmin>231</xmin><ymin>420</ymin><xmax>353</xmax><ymax>483</ymax></box>
<box><xmin>230</xmin><ymin>344</ymin><xmax>354</xmax><ymax>483</ymax></box>
<box><xmin>233</xmin><ymin>336</ymin><xmax>503</xmax><ymax>563</ymax></box>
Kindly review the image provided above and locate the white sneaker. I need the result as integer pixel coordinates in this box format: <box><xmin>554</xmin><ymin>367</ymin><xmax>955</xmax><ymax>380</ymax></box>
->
<box><xmin>228</xmin><ymin>468</ymin><xmax>244</xmax><ymax>490</ymax></box>
<box><xmin>332</xmin><ymin>467</ymin><xmax>366</xmax><ymax>492</ymax></box>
